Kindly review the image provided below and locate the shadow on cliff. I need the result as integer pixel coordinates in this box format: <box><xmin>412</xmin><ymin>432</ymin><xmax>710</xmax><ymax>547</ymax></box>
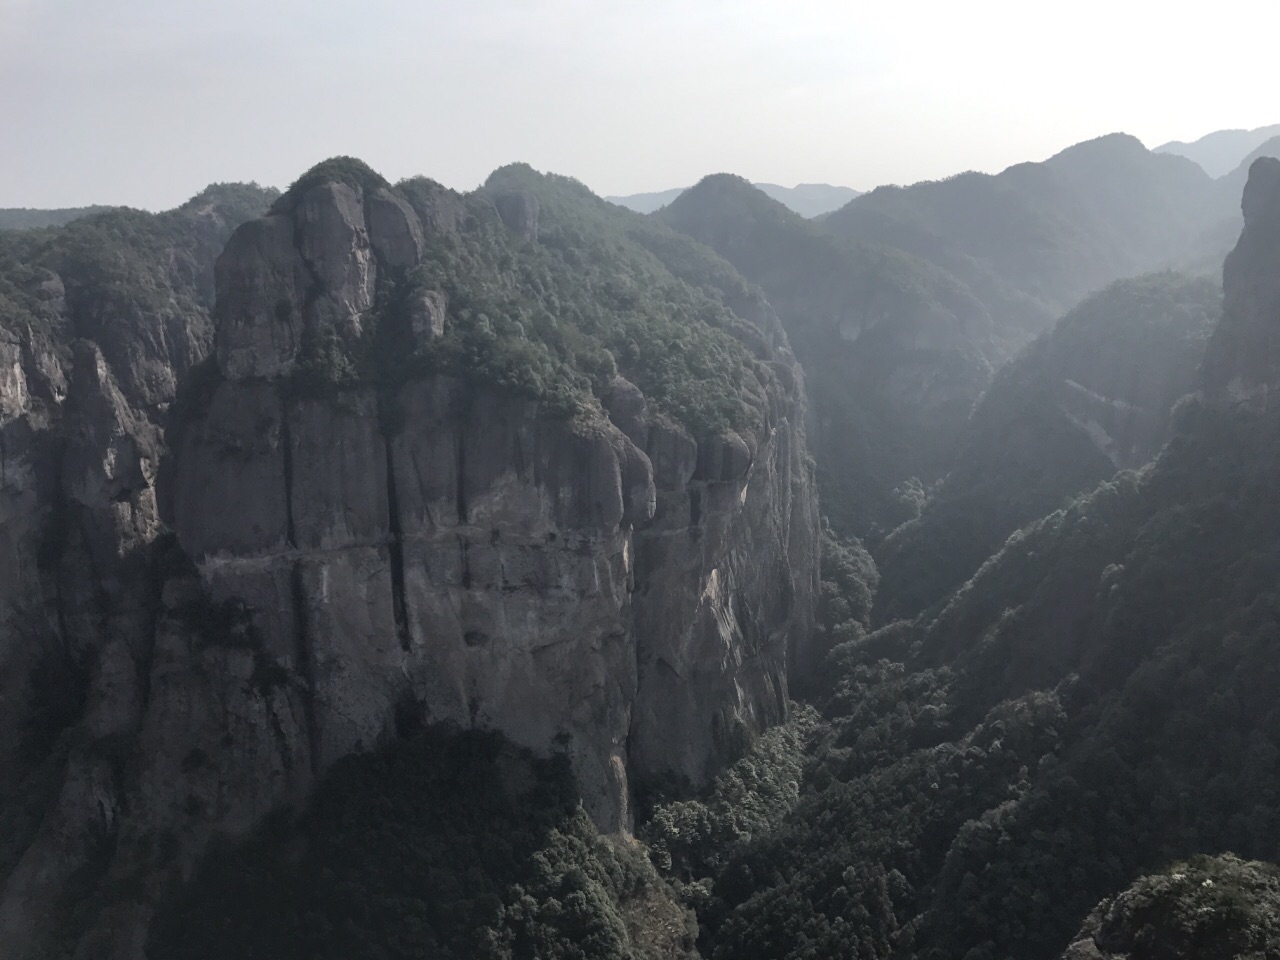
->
<box><xmin>148</xmin><ymin>724</ymin><xmax>696</xmax><ymax>960</ymax></box>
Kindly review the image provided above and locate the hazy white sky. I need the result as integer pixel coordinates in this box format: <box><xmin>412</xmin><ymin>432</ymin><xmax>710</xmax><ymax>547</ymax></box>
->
<box><xmin>2</xmin><ymin>0</ymin><xmax>1277</xmax><ymax>209</ymax></box>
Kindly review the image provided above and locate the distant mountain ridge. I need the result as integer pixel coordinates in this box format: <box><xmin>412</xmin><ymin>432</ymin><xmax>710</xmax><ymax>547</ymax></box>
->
<box><xmin>1156</xmin><ymin>123</ymin><xmax>1280</xmax><ymax>177</ymax></box>
<box><xmin>609</xmin><ymin>181</ymin><xmax>860</xmax><ymax>217</ymax></box>
<box><xmin>0</xmin><ymin>206</ymin><xmax>116</xmax><ymax>230</ymax></box>
<box><xmin>822</xmin><ymin>133</ymin><xmax>1234</xmax><ymax>354</ymax></box>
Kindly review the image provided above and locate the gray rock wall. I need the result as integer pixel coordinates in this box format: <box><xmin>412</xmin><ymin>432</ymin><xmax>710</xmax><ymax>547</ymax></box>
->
<box><xmin>1202</xmin><ymin>157</ymin><xmax>1280</xmax><ymax>408</ymax></box>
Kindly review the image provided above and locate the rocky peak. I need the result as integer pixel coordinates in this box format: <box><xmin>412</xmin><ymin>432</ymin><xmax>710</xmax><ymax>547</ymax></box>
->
<box><xmin>1242</xmin><ymin>155</ymin><xmax>1280</xmax><ymax>226</ymax></box>
<box><xmin>398</xmin><ymin>176</ymin><xmax>467</xmax><ymax>234</ymax></box>
<box><xmin>214</xmin><ymin>166</ymin><xmax>440</xmax><ymax>381</ymax></box>
<box><xmin>1200</xmin><ymin>157</ymin><xmax>1280</xmax><ymax>408</ymax></box>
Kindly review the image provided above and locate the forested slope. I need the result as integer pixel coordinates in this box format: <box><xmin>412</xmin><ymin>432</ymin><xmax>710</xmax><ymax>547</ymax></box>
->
<box><xmin>874</xmin><ymin>272</ymin><xmax>1220</xmax><ymax>623</ymax></box>
<box><xmin>638</xmin><ymin>156</ymin><xmax>1280</xmax><ymax>960</ymax></box>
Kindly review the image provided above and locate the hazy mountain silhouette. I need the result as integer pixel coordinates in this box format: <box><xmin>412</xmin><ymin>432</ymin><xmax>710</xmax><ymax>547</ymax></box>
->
<box><xmin>0</xmin><ymin>206</ymin><xmax>116</xmax><ymax>230</ymax></box>
<box><xmin>1213</xmin><ymin>133</ymin><xmax>1280</xmax><ymax>201</ymax></box>
<box><xmin>1156</xmin><ymin>123</ymin><xmax>1280</xmax><ymax>177</ymax></box>
<box><xmin>821</xmin><ymin>133</ymin><xmax>1228</xmax><ymax>354</ymax></box>
<box><xmin>610</xmin><ymin>181</ymin><xmax>859</xmax><ymax>217</ymax></box>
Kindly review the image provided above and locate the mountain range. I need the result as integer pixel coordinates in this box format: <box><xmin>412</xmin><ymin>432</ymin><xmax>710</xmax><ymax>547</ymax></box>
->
<box><xmin>1155</xmin><ymin>122</ymin><xmax>1280</xmax><ymax>176</ymax></box>
<box><xmin>0</xmin><ymin>206</ymin><xmax>118</xmax><ymax>231</ymax></box>
<box><xmin>4</xmin><ymin>129</ymin><xmax>1280</xmax><ymax>960</ymax></box>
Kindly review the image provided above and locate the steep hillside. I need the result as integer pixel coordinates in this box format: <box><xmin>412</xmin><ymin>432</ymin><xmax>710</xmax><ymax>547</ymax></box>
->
<box><xmin>1156</xmin><ymin>122</ymin><xmax>1280</xmax><ymax>176</ymax></box>
<box><xmin>653</xmin><ymin>150</ymin><xmax>1280</xmax><ymax>960</ymax></box>
<box><xmin>875</xmin><ymin>272</ymin><xmax>1220</xmax><ymax>623</ymax></box>
<box><xmin>0</xmin><ymin>159</ymin><xmax>818</xmax><ymax>959</ymax></box>
<box><xmin>658</xmin><ymin>174</ymin><xmax>991</xmax><ymax>538</ymax></box>
<box><xmin>824</xmin><ymin>134</ymin><xmax>1227</xmax><ymax>353</ymax></box>
<box><xmin>697</xmin><ymin>351</ymin><xmax>1280</xmax><ymax>960</ymax></box>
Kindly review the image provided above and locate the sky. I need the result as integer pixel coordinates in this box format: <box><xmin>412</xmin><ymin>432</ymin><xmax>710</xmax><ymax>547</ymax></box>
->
<box><xmin>2</xmin><ymin>0</ymin><xmax>1278</xmax><ymax>210</ymax></box>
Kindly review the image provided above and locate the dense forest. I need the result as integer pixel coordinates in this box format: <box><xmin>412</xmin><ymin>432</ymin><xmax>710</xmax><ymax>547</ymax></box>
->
<box><xmin>4</xmin><ymin>136</ymin><xmax>1280</xmax><ymax>960</ymax></box>
<box><xmin>691</xmin><ymin>396</ymin><xmax>1280</xmax><ymax>959</ymax></box>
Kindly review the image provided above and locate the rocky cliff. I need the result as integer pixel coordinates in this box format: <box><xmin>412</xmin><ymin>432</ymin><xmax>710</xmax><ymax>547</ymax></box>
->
<box><xmin>1200</xmin><ymin>156</ymin><xmax>1280</xmax><ymax>408</ymax></box>
<box><xmin>0</xmin><ymin>184</ymin><xmax>276</xmax><ymax>775</ymax></box>
<box><xmin>0</xmin><ymin>161</ymin><xmax>817</xmax><ymax>958</ymax></box>
<box><xmin>0</xmin><ymin>184</ymin><xmax>278</xmax><ymax>959</ymax></box>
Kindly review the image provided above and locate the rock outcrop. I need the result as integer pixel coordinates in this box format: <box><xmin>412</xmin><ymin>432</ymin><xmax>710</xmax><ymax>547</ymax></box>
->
<box><xmin>0</xmin><ymin>165</ymin><xmax>817</xmax><ymax>959</ymax></box>
<box><xmin>1201</xmin><ymin>156</ymin><xmax>1280</xmax><ymax>408</ymax></box>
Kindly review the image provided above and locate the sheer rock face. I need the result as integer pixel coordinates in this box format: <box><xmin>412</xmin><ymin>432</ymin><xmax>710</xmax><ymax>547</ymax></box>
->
<box><xmin>170</xmin><ymin>177</ymin><xmax>815</xmax><ymax>832</ymax></box>
<box><xmin>1201</xmin><ymin>157</ymin><xmax>1280</xmax><ymax>408</ymax></box>
<box><xmin>0</xmin><ymin>174</ymin><xmax>818</xmax><ymax>959</ymax></box>
<box><xmin>0</xmin><ymin>341</ymin><xmax>169</xmax><ymax>959</ymax></box>
<box><xmin>170</xmin><ymin>377</ymin><xmax>656</xmax><ymax>828</ymax></box>
<box><xmin>214</xmin><ymin>182</ymin><xmax>429</xmax><ymax>380</ymax></box>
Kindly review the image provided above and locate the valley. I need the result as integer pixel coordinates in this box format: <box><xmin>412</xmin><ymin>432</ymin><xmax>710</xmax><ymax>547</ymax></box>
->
<box><xmin>2</xmin><ymin>131</ymin><xmax>1280</xmax><ymax>960</ymax></box>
